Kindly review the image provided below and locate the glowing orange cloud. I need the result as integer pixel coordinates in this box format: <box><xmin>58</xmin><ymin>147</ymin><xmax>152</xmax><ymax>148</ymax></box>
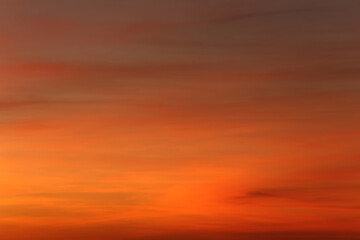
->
<box><xmin>1</xmin><ymin>0</ymin><xmax>359</xmax><ymax>240</ymax></box>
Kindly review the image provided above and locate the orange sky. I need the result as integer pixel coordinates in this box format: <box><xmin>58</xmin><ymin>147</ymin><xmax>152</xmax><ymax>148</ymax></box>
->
<box><xmin>1</xmin><ymin>0</ymin><xmax>360</xmax><ymax>239</ymax></box>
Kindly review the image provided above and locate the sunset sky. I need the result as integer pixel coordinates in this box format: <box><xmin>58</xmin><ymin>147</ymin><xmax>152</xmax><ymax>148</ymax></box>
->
<box><xmin>0</xmin><ymin>0</ymin><xmax>360</xmax><ymax>239</ymax></box>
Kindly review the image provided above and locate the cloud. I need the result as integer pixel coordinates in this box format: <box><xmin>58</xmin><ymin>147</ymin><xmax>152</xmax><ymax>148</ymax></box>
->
<box><xmin>0</xmin><ymin>204</ymin><xmax>89</xmax><ymax>218</ymax></box>
<box><xmin>207</xmin><ymin>6</ymin><xmax>326</xmax><ymax>25</ymax></box>
<box><xmin>2</xmin><ymin>226</ymin><xmax>359</xmax><ymax>240</ymax></box>
<box><xmin>132</xmin><ymin>230</ymin><xmax>360</xmax><ymax>240</ymax></box>
<box><xmin>21</xmin><ymin>191</ymin><xmax>149</xmax><ymax>206</ymax></box>
<box><xmin>230</xmin><ymin>168</ymin><xmax>360</xmax><ymax>210</ymax></box>
<box><xmin>0</xmin><ymin>0</ymin><xmax>359</xmax><ymax>239</ymax></box>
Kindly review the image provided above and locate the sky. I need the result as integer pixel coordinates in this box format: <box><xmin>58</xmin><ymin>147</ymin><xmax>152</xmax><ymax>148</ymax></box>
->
<box><xmin>0</xmin><ymin>0</ymin><xmax>360</xmax><ymax>239</ymax></box>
